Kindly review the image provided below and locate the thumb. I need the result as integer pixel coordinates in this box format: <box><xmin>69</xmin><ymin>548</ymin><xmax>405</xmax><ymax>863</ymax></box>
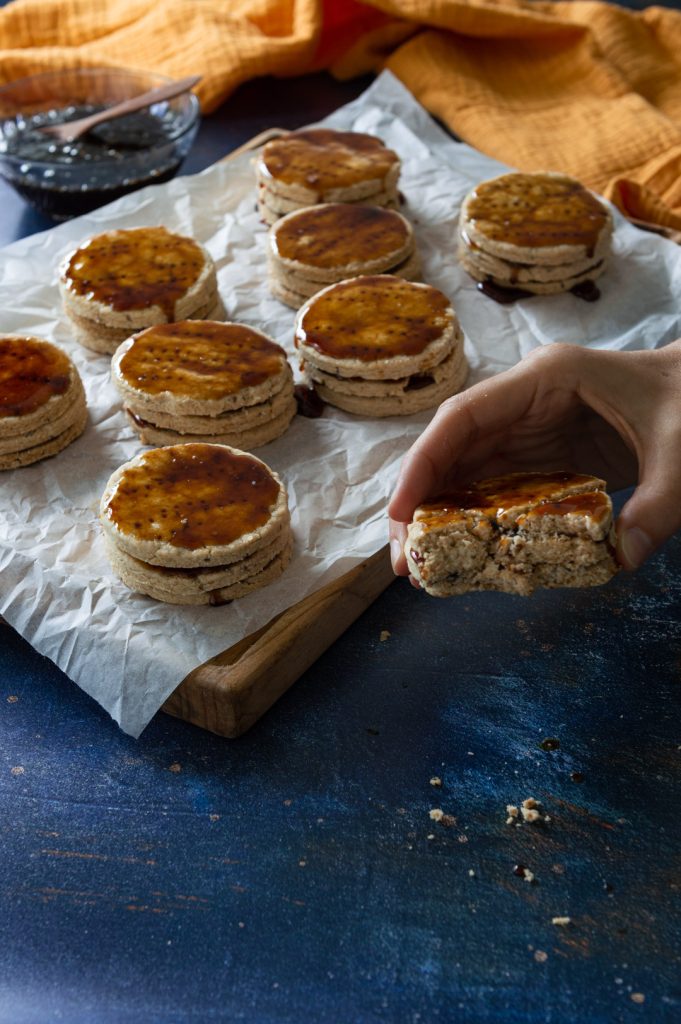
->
<box><xmin>616</xmin><ymin>448</ymin><xmax>681</xmax><ymax>569</ymax></box>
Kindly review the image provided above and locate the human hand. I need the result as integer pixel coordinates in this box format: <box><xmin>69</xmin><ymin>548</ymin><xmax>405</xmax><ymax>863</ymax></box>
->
<box><xmin>388</xmin><ymin>340</ymin><xmax>681</xmax><ymax>575</ymax></box>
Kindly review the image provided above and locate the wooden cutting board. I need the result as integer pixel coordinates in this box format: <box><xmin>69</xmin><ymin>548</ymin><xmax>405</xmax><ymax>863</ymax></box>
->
<box><xmin>162</xmin><ymin>545</ymin><xmax>394</xmax><ymax>737</ymax></box>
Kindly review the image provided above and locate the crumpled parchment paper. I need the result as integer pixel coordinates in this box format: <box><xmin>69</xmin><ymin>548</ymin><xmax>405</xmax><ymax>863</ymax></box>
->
<box><xmin>2</xmin><ymin>71</ymin><xmax>681</xmax><ymax>736</ymax></box>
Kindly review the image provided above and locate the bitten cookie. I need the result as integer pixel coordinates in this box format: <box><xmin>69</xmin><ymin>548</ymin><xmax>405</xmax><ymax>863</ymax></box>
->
<box><xmin>100</xmin><ymin>442</ymin><xmax>292</xmax><ymax>605</ymax></box>
<box><xmin>405</xmin><ymin>471</ymin><xmax>618</xmax><ymax>596</ymax></box>
<box><xmin>112</xmin><ymin>320</ymin><xmax>296</xmax><ymax>450</ymax></box>
<box><xmin>458</xmin><ymin>172</ymin><xmax>613</xmax><ymax>301</ymax></box>
<box><xmin>60</xmin><ymin>226</ymin><xmax>223</xmax><ymax>354</ymax></box>
<box><xmin>294</xmin><ymin>275</ymin><xmax>468</xmax><ymax>417</ymax></box>
<box><xmin>268</xmin><ymin>203</ymin><xmax>420</xmax><ymax>309</ymax></box>
<box><xmin>255</xmin><ymin>128</ymin><xmax>401</xmax><ymax>225</ymax></box>
<box><xmin>0</xmin><ymin>334</ymin><xmax>87</xmax><ymax>469</ymax></box>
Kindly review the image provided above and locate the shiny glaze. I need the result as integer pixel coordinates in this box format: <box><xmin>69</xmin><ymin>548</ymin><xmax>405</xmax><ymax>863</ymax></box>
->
<box><xmin>104</xmin><ymin>444</ymin><xmax>280</xmax><ymax>549</ymax></box>
<box><xmin>415</xmin><ymin>472</ymin><xmax>605</xmax><ymax>528</ymax></box>
<box><xmin>272</xmin><ymin>204</ymin><xmax>409</xmax><ymax>269</ymax></box>
<box><xmin>260</xmin><ymin>129</ymin><xmax>398</xmax><ymax>196</ymax></box>
<box><xmin>296</xmin><ymin>276</ymin><xmax>451</xmax><ymax>361</ymax></box>
<box><xmin>62</xmin><ymin>227</ymin><xmax>205</xmax><ymax>320</ymax></box>
<box><xmin>468</xmin><ymin>174</ymin><xmax>609</xmax><ymax>251</ymax></box>
<box><xmin>118</xmin><ymin>321</ymin><xmax>286</xmax><ymax>398</ymax></box>
<box><xmin>0</xmin><ymin>336</ymin><xmax>71</xmax><ymax>418</ymax></box>
<box><xmin>520</xmin><ymin>490</ymin><xmax>610</xmax><ymax>523</ymax></box>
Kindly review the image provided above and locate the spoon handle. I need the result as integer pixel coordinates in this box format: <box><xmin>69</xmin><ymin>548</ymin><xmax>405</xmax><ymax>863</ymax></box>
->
<box><xmin>58</xmin><ymin>74</ymin><xmax>202</xmax><ymax>139</ymax></box>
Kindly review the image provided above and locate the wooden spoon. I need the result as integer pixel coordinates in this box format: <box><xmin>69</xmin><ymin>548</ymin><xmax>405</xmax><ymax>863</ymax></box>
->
<box><xmin>38</xmin><ymin>74</ymin><xmax>201</xmax><ymax>144</ymax></box>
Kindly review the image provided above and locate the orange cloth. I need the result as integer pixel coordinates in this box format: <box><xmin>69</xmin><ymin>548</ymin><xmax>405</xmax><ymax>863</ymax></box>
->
<box><xmin>2</xmin><ymin>0</ymin><xmax>681</xmax><ymax>231</ymax></box>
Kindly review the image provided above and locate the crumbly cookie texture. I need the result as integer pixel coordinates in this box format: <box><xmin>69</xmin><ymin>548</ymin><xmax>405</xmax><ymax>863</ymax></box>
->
<box><xmin>406</xmin><ymin>471</ymin><xmax>619</xmax><ymax>597</ymax></box>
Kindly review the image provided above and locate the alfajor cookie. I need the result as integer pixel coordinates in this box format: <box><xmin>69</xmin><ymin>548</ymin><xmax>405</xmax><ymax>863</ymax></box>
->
<box><xmin>255</xmin><ymin>128</ymin><xmax>401</xmax><ymax>225</ymax></box>
<box><xmin>100</xmin><ymin>442</ymin><xmax>292</xmax><ymax>605</ymax></box>
<box><xmin>405</xmin><ymin>471</ymin><xmax>618</xmax><ymax>597</ymax></box>
<box><xmin>60</xmin><ymin>226</ymin><xmax>223</xmax><ymax>355</ymax></box>
<box><xmin>112</xmin><ymin>320</ymin><xmax>296</xmax><ymax>451</ymax></box>
<box><xmin>458</xmin><ymin>172</ymin><xmax>613</xmax><ymax>301</ymax></box>
<box><xmin>0</xmin><ymin>334</ymin><xmax>87</xmax><ymax>470</ymax></box>
<box><xmin>269</xmin><ymin>203</ymin><xmax>421</xmax><ymax>309</ymax></box>
<box><xmin>294</xmin><ymin>275</ymin><xmax>468</xmax><ymax>417</ymax></box>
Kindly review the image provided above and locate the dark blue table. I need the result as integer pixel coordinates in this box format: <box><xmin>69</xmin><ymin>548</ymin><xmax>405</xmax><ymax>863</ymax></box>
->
<box><xmin>1</xmin><ymin>56</ymin><xmax>680</xmax><ymax>1024</ymax></box>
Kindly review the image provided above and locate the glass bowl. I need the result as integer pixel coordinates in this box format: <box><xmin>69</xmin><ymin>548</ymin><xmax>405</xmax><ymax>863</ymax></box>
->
<box><xmin>0</xmin><ymin>67</ymin><xmax>200</xmax><ymax>220</ymax></box>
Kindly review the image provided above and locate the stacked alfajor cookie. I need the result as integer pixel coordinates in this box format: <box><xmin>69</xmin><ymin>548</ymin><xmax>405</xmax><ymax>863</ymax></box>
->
<box><xmin>112</xmin><ymin>320</ymin><xmax>296</xmax><ymax>451</ymax></box>
<box><xmin>269</xmin><ymin>203</ymin><xmax>420</xmax><ymax>309</ymax></box>
<box><xmin>60</xmin><ymin>226</ymin><xmax>223</xmax><ymax>354</ymax></box>
<box><xmin>255</xmin><ymin>128</ymin><xmax>401</xmax><ymax>225</ymax></box>
<box><xmin>458</xmin><ymin>171</ymin><xmax>613</xmax><ymax>300</ymax></box>
<box><xmin>295</xmin><ymin>275</ymin><xmax>468</xmax><ymax>417</ymax></box>
<box><xmin>0</xmin><ymin>335</ymin><xmax>87</xmax><ymax>470</ymax></box>
<box><xmin>100</xmin><ymin>442</ymin><xmax>292</xmax><ymax>605</ymax></box>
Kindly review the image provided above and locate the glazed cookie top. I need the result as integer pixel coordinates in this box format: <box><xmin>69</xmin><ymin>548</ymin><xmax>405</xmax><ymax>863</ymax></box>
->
<box><xmin>0</xmin><ymin>335</ymin><xmax>75</xmax><ymax>418</ymax></box>
<box><xmin>259</xmin><ymin>129</ymin><xmax>399</xmax><ymax>196</ymax></box>
<box><xmin>61</xmin><ymin>227</ymin><xmax>208</xmax><ymax>319</ymax></box>
<box><xmin>271</xmin><ymin>204</ymin><xmax>412</xmax><ymax>271</ymax></box>
<box><xmin>114</xmin><ymin>321</ymin><xmax>289</xmax><ymax>402</ymax></box>
<box><xmin>296</xmin><ymin>276</ymin><xmax>453</xmax><ymax>363</ymax></box>
<box><xmin>100</xmin><ymin>443</ymin><xmax>289</xmax><ymax>567</ymax></box>
<box><xmin>464</xmin><ymin>173</ymin><xmax>611</xmax><ymax>252</ymax></box>
<box><xmin>413</xmin><ymin>472</ymin><xmax>609</xmax><ymax>530</ymax></box>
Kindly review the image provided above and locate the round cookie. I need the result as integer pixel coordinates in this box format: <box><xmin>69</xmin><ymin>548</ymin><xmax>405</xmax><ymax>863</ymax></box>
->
<box><xmin>112</xmin><ymin>320</ymin><xmax>296</xmax><ymax>450</ymax></box>
<box><xmin>294</xmin><ymin>275</ymin><xmax>469</xmax><ymax>417</ymax></box>
<box><xmin>0</xmin><ymin>335</ymin><xmax>87</xmax><ymax>469</ymax></box>
<box><xmin>270</xmin><ymin>204</ymin><xmax>416</xmax><ymax>284</ymax></box>
<box><xmin>458</xmin><ymin>171</ymin><xmax>613</xmax><ymax>299</ymax></box>
<box><xmin>256</xmin><ymin>128</ymin><xmax>401</xmax><ymax>206</ymax></box>
<box><xmin>60</xmin><ymin>226</ymin><xmax>221</xmax><ymax>354</ymax></box>
<box><xmin>100</xmin><ymin>443</ymin><xmax>290</xmax><ymax>570</ymax></box>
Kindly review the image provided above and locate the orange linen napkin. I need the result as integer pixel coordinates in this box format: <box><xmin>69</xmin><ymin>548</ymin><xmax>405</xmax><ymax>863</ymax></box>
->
<box><xmin>2</xmin><ymin>0</ymin><xmax>681</xmax><ymax>232</ymax></box>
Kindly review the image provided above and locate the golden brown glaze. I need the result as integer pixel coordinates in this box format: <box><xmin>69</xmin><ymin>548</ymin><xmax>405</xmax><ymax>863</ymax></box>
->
<box><xmin>520</xmin><ymin>490</ymin><xmax>610</xmax><ymax>522</ymax></box>
<box><xmin>0</xmin><ymin>336</ymin><xmax>71</xmax><ymax>418</ymax></box>
<box><xmin>415</xmin><ymin>472</ymin><xmax>604</xmax><ymax>528</ymax></box>
<box><xmin>260</xmin><ymin>129</ymin><xmax>398</xmax><ymax>197</ymax></box>
<box><xmin>104</xmin><ymin>444</ymin><xmax>280</xmax><ymax>549</ymax></box>
<box><xmin>272</xmin><ymin>204</ymin><xmax>409</xmax><ymax>269</ymax></box>
<box><xmin>62</xmin><ymin>227</ymin><xmax>206</xmax><ymax>321</ymax></box>
<box><xmin>296</xmin><ymin>276</ymin><xmax>452</xmax><ymax>362</ymax></box>
<box><xmin>468</xmin><ymin>174</ymin><xmax>609</xmax><ymax>251</ymax></box>
<box><xmin>118</xmin><ymin>321</ymin><xmax>287</xmax><ymax>399</ymax></box>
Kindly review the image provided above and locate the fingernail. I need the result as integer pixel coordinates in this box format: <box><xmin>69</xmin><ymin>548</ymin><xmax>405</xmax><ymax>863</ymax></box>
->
<box><xmin>619</xmin><ymin>527</ymin><xmax>654</xmax><ymax>569</ymax></box>
<box><xmin>390</xmin><ymin>537</ymin><xmax>403</xmax><ymax>572</ymax></box>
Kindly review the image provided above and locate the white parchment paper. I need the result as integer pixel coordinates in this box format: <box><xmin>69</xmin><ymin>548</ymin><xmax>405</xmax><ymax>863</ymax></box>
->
<box><xmin>2</xmin><ymin>71</ymin><xmax>681</xmax><ymax>737</ymax></box>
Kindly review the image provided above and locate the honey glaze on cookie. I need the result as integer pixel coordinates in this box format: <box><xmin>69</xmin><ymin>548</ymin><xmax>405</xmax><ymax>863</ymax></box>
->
<box><xmin>468</xmin><ymin>174</ymin><xmax>609</xmax><ymax>252</ymax></box>
<box><xmin>118</xmin><ymin>321</ymin><xmax>287</xmax><ymax>399</ymax></box>
<box><xmin>62</xmin><ymin>227</ymin><xmax>205</xmax><ymax>321</ymax></box>
<box><xmin>273</xmin><ymin>205</ymin><xmax>409</xmax><ymax>269</ymax></box>
<box><xmin>415</xmin><ymin>472</ymin><xmax>604</xmax><ymax>528</ymax></box>
<box><xmin>0</xmin><ymin>336</ymin><xmax>71</xmax><ymax>417</ymax></box>
<box><xmin>104</xmin><ymin>444</ymin><xmax>281</xmax><ymax>549</ymax></box>
<box><xmin>260</xmin><ymin>129</ymin><xmax>398</xmax><ymax>196</ymax></box>
<box><xmin>296</xmin><ymin>276</ymin><xmax>452</xmax><ymax>361</ymax></box>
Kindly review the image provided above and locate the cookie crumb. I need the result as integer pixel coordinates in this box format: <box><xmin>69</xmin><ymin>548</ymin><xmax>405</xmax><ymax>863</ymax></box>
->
<box><xmin>630</xmin><ymin>993</ymin><xmax>645</xmax><ymax>1005</ymax></box>
<box><xmin>168</xmin><ymin>762</ymin><xmax>182</xmax><ymax>773</ymax></box>
<box><xmin>10</xmin><ymin>766</ymin><xmax>24</xmax><ymax>776</ymax></box>
<box><xmin>7</xmin><ymin>695</ymin><xmax>18</xmax><ymax>703</ymax></box>
<box><xmin>429</xmin><ymin>808</ymin><xmax>444</xmax><ymax>822</ymax></box>
<box><xmin>430</xmin><ymin>776</ymin><xmax>442</xmax><ymax>787</ymax></box>
<box><xmin>551</xmin><ymin>916</ymin><xmax>571</xmax><ymax>926</ymax></box>
<box><xmin>379</xmin><ymin>630</ymin><xmax>391</xmax><ymax>642</ymax></box>
<box><xmin>534</xmin><ymin>950</ymin><xmax>548</xmax><ymax>963</ymax></box>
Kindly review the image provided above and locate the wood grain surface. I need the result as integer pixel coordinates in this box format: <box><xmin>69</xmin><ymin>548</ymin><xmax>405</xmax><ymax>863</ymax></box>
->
<box><xmin>163</xmin><ymin>547</ymin><xmax>395</xmax><ymax>737</ymax></box>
